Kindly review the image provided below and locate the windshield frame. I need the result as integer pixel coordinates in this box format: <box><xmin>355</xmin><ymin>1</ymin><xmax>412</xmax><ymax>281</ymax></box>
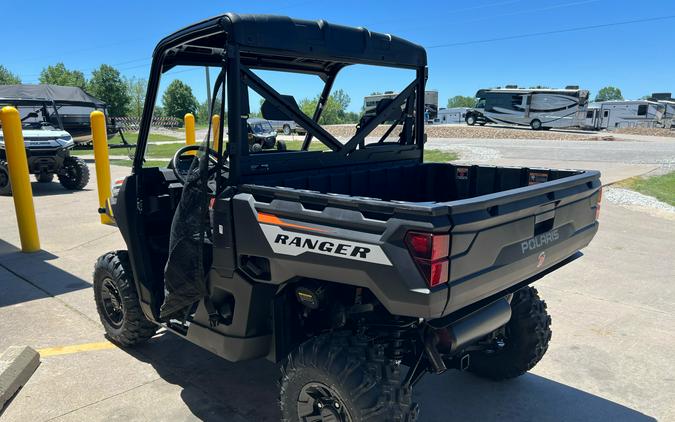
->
<box><xmin>134</xmin><ymin>29</ymin><xmax>427</xmax><ymax>184</ymax></box>
<box><xmin>0</xmin><ymin>98</ymin><xmax>63</xmax><ymax>130</ymax></box>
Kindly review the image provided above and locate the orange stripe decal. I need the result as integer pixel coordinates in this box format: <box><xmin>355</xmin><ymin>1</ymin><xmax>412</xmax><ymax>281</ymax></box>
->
<box><xmin>258</xmin><ymin>212</ymin><xmax>327</xmax><ymax>232</ymax></box>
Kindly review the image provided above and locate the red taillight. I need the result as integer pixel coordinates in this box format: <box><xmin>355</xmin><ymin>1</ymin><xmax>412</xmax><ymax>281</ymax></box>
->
<box><xmin>405</xmin><ymin>231</ymin><xmax>451</xmax><ymax>288</ymax></box>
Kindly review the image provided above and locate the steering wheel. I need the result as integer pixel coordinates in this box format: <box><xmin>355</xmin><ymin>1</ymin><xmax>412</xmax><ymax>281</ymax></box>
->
<box><xmin>171</xmin><ymin>144</ymin><xmax>228</xmax><ymax>185</ymax></box>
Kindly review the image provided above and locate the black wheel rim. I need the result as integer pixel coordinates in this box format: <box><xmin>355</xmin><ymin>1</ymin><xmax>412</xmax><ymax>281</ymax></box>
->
<box><xmin>100</xmin><ymin>278</ymin><xmax>125</xmax><ymax>328</ymax></box>
<box><xmin>297</xmin><ymin>382</ymin><xmax>351</xmax><ymax>422</ymax></box>
<box><xmin>63</xmin><ymin>161</ymin><xmax>79</xmax><ymax>181</ymax></box>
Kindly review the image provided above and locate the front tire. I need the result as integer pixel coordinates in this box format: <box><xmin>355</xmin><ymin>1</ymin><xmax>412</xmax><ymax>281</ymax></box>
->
<box><xmin>93</xmin><ymin>251</ymin><xmax>158</xmax><ymax>346</ymax></box>
<box><xmin>468</xmin><ymin>286</ymin><xmax>552</xmax><ymax>381</ymax></box>
<box><xmin>276</xmin><ymin>140</ymin><xmax>287</xmax><ymax>151</ymax></box>
<box><xmin>530</xmin><ymin>119</ymin><xmax>543</xmax><ymax>130</ymax></box>
<box><xmin>466</xmin><ymin>115</ymin><xmax>477</xmax><ymax>126</ymax></box>
<box><xmin>283</xmin><ymin>124</ymin><xmax>292</xmax><ymax>135</ymax></box>
<box><xmin>59</xmin><ymin>156</ymin><xmax>90</xmax><ymax>190</ymax></box>
<box><xmin>0</xmin><ymin>160</ymin><xmax>11</xmax><ymax>196</ymax></box>
<box><xmin>280</xmin><ymin>332</ymin><xmax>417</xmax><ymax>422</ymax></box>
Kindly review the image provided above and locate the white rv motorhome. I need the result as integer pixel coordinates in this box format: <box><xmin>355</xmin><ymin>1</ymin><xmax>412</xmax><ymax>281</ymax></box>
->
<box><xmin>433</xmin><ymin>107</ymin><xmax>468</xmax><ymax>124</ymax></box>
<box><xmin>464</xmin><ymin>88</ymin><xmax>589</xmax><ymax>130</ymax></box>
<box><xmin>584</xmin><ymin>100</ymin><xmax>665</xmax><ymax>130</ymax></box>
<box><xmin>363</xmin><ymin>90</ymin><xmax>439</xmax><ymax>120</ymax></box>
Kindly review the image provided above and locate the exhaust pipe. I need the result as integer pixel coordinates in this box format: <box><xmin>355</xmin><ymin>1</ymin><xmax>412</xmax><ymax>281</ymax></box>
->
<box><xmin>437</xmin><ymin>298</ymin><xmax>512</xmax><ymax>353</ymax></box>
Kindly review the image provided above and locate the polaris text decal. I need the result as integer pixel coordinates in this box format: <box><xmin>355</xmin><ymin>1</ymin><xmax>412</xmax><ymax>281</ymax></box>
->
<box><xmin>521</xmin><ymin>229</ymin><xmax>559</xmax><ymax>254</ymax></box>
<box><xmin>260</xmin><ymin>224</ymin><xmax>392</xmax><ymax>265</ymax></box>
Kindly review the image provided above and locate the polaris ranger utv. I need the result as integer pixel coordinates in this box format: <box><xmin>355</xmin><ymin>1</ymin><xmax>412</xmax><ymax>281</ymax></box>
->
<box><xmin>93</xmin><ymin>14</ymin><xmax>601</xmax><ymax>421</ymax></box>
<box><xmin>0</xmin><ymin>98</ymin><xmax>89</xmax><ymax>195</ymax></box>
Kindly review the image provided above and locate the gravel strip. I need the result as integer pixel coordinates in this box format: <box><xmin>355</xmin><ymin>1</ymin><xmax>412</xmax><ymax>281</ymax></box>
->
<box><xmin>613</xmin><ymin>128</ymin><xmax>675</xmax><ymax>138</ymax></box>
<box><xmin>323</xmin><ymin>124</ymin><xmax>604</xmax><ymax>141</ymax></box>
<box><xmin>604</xmin><ymin>187</ymin><xmax>675</xmax><ymax>213</ymax></box>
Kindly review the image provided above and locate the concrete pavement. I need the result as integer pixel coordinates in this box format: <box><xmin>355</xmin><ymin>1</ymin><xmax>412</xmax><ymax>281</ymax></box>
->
<box><xmin>1</xmin><ymin>139</ymin><xmax>674</xmax><ymax>421</ymax></box>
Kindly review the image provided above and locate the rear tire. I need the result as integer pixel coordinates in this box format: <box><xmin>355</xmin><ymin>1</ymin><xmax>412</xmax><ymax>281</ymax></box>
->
<box><xmin>93</xmin><ymin>251</ymin><xmax>158</xmax><ymax>346</ymax></box>
<box><xmin>0</xmin><ymin>160</ymin><xmax>11</xmax><ymax>196</ymax></box>
<box><xmin>530</xmin><ymin>119</ymin><xmax>543</xmax><ymax>130</ymax></box>
<box><xmin>283</xmin><ymin>124</ymin><xmax>292</xmax><ymax>135</ymax></box>
<box><xmin>280</xmin><ymin>331</ymin><xmax>417</xmax><ymax>422</ymax></box>
<box><xmin>466</xmin><ymin>115</ymin><xmax>477</xmax><ymax>126</ymax></box>
<box><xmin>58</xmin><ymin>156</ymin><xmax>89</xmax><ymax>190</ymax></box>
<box><xmin>250</xmin><ymin>143</ymin><xmax>263</xmax><ymax>153</ymax></box>
<box><xmin>36</xmin><ymin>173</ymin><xmax>54</xmax><ymax>183</ymax></box>
<box><xmin>468</xmin><ymin>286</ymin><xmax>552</xmax><ymax>381</ymax></box>
<box><xmin>276</xmin><ymin>140</ymin><xmax>287</xmax><ymax>151</ymax></box>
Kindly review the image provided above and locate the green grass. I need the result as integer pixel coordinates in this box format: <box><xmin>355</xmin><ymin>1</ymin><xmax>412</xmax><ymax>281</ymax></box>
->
<box><xmin>423</xmin><ymin>149</ymin><xmax>459</xmax><ymax>163</ymax></box>
<box><xmin>106</xmin><ymin>142</ymin><xmax>458</xmax><ymax>166</ymax></box>
<box><xmin>617</xmin><ymin>171</ymin><xmax>675</xmax><ymax>206</ymax></box>
<box><xmin>110</xmin><ymin>159</ymin><xmax>169</xmax><ymax>168</ymax></box>
<box><xmin>119</xmin><ymin>132</ymin><xmax>181</xmax><ymax>143</ymax></box>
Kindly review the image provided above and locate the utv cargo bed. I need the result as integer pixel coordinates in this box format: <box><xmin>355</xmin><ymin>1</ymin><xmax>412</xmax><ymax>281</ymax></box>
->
<box><xmin>232</xmin><ymin>161</ymin><xmax>601</xmax><ymax>320</ymax></box>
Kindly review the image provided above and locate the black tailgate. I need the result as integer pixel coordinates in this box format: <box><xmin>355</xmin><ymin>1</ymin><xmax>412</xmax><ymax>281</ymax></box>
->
<box><xmin>443</xmin><ymin>169</ymin><xmax>601</xmax><ymax>315</ymax></box>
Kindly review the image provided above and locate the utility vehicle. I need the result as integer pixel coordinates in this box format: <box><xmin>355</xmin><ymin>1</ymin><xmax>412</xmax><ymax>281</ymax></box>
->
<box><xmin>0</xmin><ymin>84</ymin><xmax>122</xmax><ymax>144</ymax></box>
<box><xmin>0</xmin><ymin>97</ymin><xmax>89</xmax><ymax>195</ymax></box>
<box><xmin>93</xmin><ymin>13</ymin><xmax>601</xmax><ymax>421</ymax></box>
<box><xmin>247</xmin><ymin>117</ymin><xmax>285</xmax><ymax>152</ymax></box>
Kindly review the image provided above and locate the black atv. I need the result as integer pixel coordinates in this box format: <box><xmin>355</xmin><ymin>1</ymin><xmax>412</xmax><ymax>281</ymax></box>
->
<box><xmin>247</xmin><ymin>117</ymin><xmax>286</xmax><ymax>152</ymax></box>
<box><xmin>0</xmin><ymin>98</ymin><xmax>89</xmax><ymax>195</ymax></box>
<box><xmin>93</xmin><ymin>14</ymin><xmax>601</xmax><ymax>421</ymax></box>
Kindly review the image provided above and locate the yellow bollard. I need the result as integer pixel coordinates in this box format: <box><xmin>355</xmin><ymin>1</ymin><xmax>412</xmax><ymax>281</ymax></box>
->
<box><xmin>211</xmin><ymin>114</ymin><xmax>220</xmax><ymax>152</ymax></box>
<box><xmin>0</xmin><ymin>107</ymin><xmax>40</xmax><ymax>252</ymax></box>
<box><xmin>184</xmin><ymin>113</ymin><xmax>195</xmax><ymax>155</ymax></box>
<box><xmin>90</xmin><ymin>111</ymin><xmax>113</xmax><ymax>225</ymax></box>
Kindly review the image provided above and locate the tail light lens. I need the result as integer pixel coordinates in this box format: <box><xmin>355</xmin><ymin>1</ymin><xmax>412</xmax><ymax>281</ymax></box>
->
<box><xmin>405</xmin><ymin>231</ymin><xmax>451</xmax><ymax>288</ymax></box>
<box><xmin>595</xmin><ymin>187</ymin><xmax>602</xmax><ymax>220</ymax></box>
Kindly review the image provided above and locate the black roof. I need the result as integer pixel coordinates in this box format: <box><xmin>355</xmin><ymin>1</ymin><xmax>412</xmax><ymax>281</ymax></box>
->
<box><xmin>0</xmin><ymin>84</ymin><xmax>105</xmax><ymax>107</ymax></box>
<box><xmin>156</xmin><ymin>13</ymin><xmax>426</xmax><ymax>76</ymax></box>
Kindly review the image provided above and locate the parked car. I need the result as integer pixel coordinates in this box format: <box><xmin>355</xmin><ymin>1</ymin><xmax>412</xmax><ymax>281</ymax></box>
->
<box><xmin>268</xmin><ymin>119</ymin><xmax>300</xmax><ymax>135</ymax></box>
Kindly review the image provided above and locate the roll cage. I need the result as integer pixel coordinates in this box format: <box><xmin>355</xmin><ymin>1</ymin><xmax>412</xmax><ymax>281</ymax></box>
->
<box><xmin>0</xmin><ymin>98</ymin><xmax>64</xmax><ymax>129</ymax></box>
<box><xmin>133</xmin><ymin>13</ymin><xmax>428</xmax><ymax>185</ymax></box>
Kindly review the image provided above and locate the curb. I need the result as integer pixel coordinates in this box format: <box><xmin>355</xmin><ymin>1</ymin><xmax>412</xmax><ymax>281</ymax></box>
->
<box><xmin>0</xmin><ymin>346</ymin><xmax>40</xmax><ymax>409</ymax></box>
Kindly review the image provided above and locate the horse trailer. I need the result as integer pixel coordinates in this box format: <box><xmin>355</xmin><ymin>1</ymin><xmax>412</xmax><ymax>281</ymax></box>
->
<box><xmin>433</xmin><ymin>107</ymin><xmax>468</xmax><ymax>124</ymax></box>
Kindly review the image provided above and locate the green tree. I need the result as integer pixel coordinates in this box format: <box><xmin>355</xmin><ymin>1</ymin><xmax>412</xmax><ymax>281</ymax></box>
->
<box><xmin>162</xmin><ymin>80</ymin><xmax>198</xmax><ymax>120</ymax></box>
<box><xmin>447</xmin><ymin>95</ymin><xmax>476</xmax><ymax>108</ymax></box>
<box><xmin>299</xmin><ymin>89</ymin><xmax>353</xmax><ymax>124</ymax></box>
<box><xmin>595</xmin><ymin>86</ymin><xmax>623</xmax><ymax>102</ymax></box>
<box><xmin>0</xmin><ymin>65</ymin><xmax>20</xmax><ymax>85</ymax></box>
<box><xmin>196</xmin><ymin>98</ymin><xmax>225</xmax><ymax>123</ymax></box>
<box><xmin>39</xmin><ymin>62</ymin><xmax>86</xmax><ymax>88</ymax></box>
<box><xmin>87</xmin><ymin>65</ymin><xmax>130</xmax><ymax>117</ymax></box>
<box><xmin>126</xmin><ymin>77</ymin><xmax>147</xmax><ymax>119</ymax></box>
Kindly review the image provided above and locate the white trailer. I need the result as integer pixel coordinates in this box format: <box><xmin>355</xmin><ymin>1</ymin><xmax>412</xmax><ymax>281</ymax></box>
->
<box><xmin>657</xmin><ymin>100</ymin><xmax>674</xmax><ymax>129</ymax></box>
<box><xmin>465</xmin><ymin>88</ymin><xmax>590</xmax><ymax>130</ymax></box>
<box><xmin>585</xmin><ymin>100</ymin><xmax>665</xmax><ymax>130</ymax></box>
<box><xmin>364</xmin><ymin>90</ymin><xmax>439</xmax><ymax>120</ymax></box>
<box><xmin>432</xmin><ymin>107</ymin><xmax>468</xmax><ymax>124</ymax></box>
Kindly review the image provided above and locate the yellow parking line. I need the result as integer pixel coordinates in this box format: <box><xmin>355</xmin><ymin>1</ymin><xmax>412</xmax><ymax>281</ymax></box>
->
<box><xmin>37</xmin><ymin>341</ymin><xmax>116</xmax><ymax>357</ymax></box>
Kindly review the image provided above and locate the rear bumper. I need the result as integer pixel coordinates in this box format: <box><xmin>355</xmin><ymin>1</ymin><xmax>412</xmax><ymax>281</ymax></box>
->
<box><xmin>443</xmin><ymin>221</ymin><xmax>597</xmax><ymax>316</ymax></box>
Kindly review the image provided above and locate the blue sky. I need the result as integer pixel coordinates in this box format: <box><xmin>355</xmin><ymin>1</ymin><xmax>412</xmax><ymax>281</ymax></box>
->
<box><xmin>2</xmin><ymin>0</ymin><xmax>674</xmax><ymax>112</ymax></box>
